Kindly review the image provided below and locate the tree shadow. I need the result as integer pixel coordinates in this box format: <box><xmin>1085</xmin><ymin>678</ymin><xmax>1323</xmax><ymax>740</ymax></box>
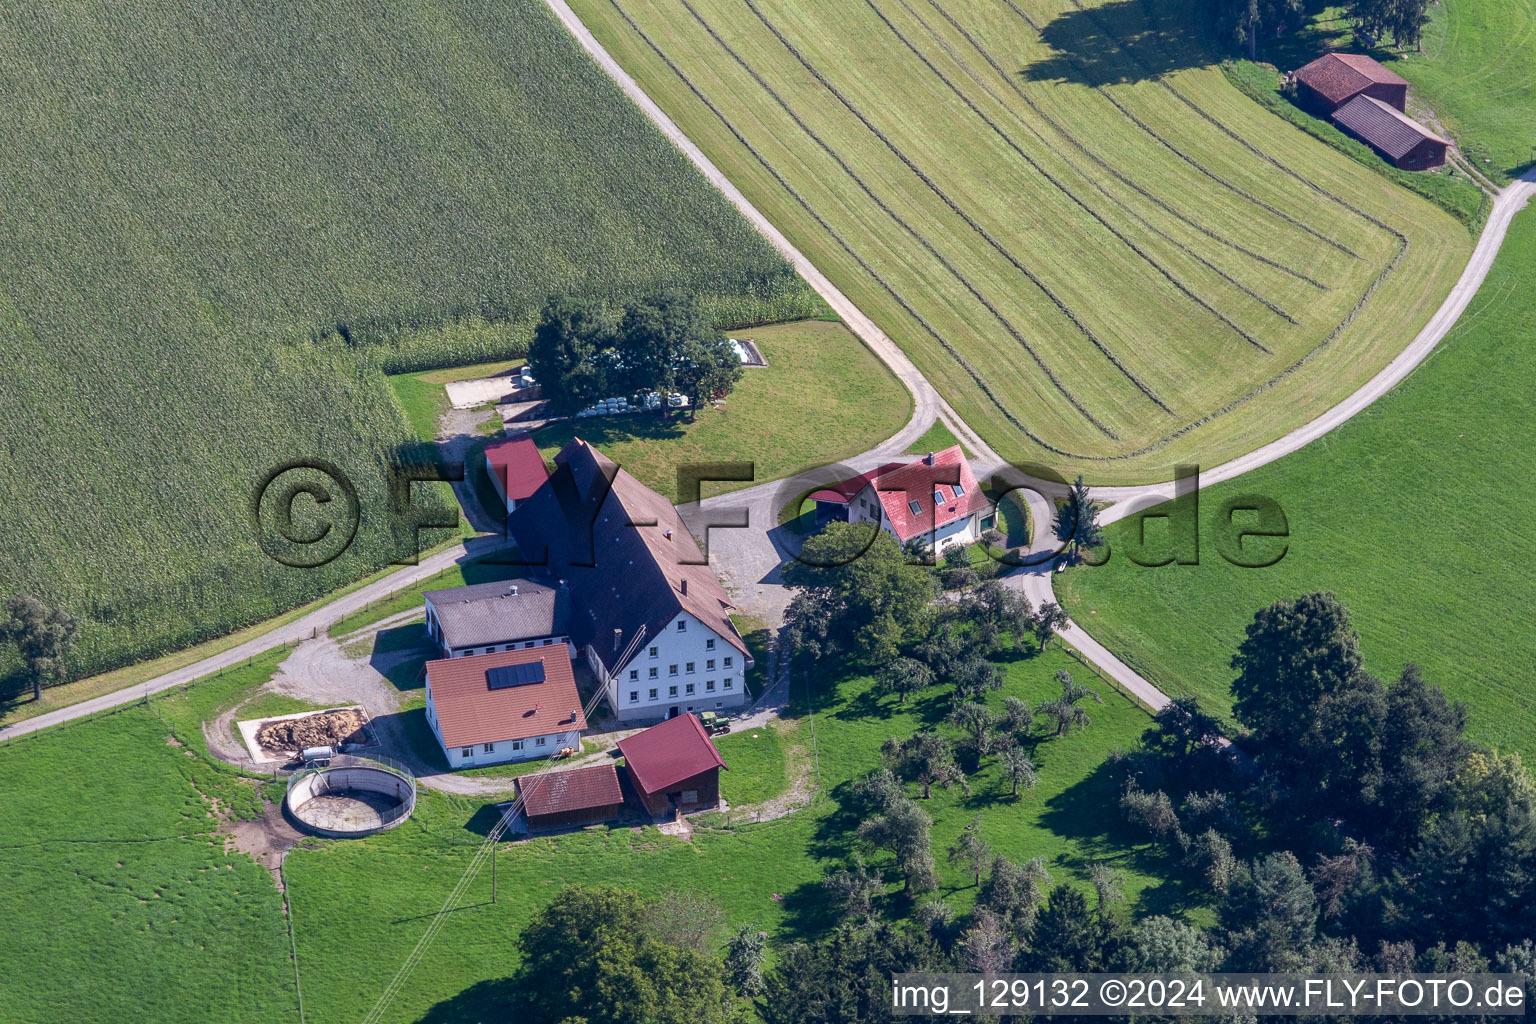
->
<box><xmin>1022</xmin><ymin>0</ymin><xmax>1213</xmax><ymax>86</ymax></box>
<box><xmin>415</xmin><ymin>976</ymin><xmax>522</xmax><ymax>1024</ymax></box>
<box><xmin>776</xmin><ymin>877</ymin><xmax>843</xmax><ymax>941</ymax></box>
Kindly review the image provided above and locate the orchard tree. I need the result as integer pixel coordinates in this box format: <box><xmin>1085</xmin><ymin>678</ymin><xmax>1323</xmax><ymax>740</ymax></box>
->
<box><xmin>725</xmin><ymin>923</ymin><xmax>768</xmax><ymax>999</ymax></box>
<box><xmin>879</xmin><ymin>657</ymin><xmax>933</xmax><ymax>706</ymax></box>
<box><xmin>526</xmin><ymin>294</ymin><xmax>616</xmax><ymax>415</ymax></box>
<box><xmin>883</xmin><ymin>732</ymin><xmax>966</xmax><ymax>800</ymax></box>
<box><xmin>978</xmin><ymin>854</ymin><xmax>1051</xmax><ymax>935</ymax></box>
<box><xmin>947</xmin><ymin>816</ymin><xmax>993</xmax><ymax>886</ymax></box>
<box><xmin>857</xmin><ymin>794</ymin><xmax>939</xmax><ymax>893</ymax></box>
<box><xmin>1001</xmin><ymin>743</ymin><xmax>1040</xmax><ymax>797</ymax></box>
<box><xmin>1031</xmin><ymin>602</ymin><xmax>1068</xmax><ymax>653</ymax></box>
<box><xmin>946</xmin><ymin>701</ymin><xmax>998</xmax><ymax>758</ymax></box>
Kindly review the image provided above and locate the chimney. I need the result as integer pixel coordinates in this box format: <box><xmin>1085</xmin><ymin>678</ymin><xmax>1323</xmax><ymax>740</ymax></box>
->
<box><xmin>506</xmin><ymin>583</ymin><xmax>518</xmax><ymax>596</ymax></box>
<box><xmin>664</xmin><ymin>529</ymin><xmax>673</xmax><ymax>541</ymax></box>
<box><xmin>924</xmin><ymin>451</ymin><xmax>935</xmax><ymax>465</ymax></box>
<box><xmin>613</xmin><ymin>628</ymin><xmax>622</xmax><ymax>652</ymax></box>
<box><xmin>571</xmin><ymin>708</ymin><xmax>580</xmax><ymax>725</ymax></box>
<box><xmin>680</xmin><ymin>578</ymin><xmax>688</xmax><ymax>596</ymax></box>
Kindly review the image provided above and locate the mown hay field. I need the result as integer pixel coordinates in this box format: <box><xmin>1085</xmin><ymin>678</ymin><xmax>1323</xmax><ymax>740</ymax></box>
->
<box><xmin>0</xmin><ymin>0</ymin><xmax>813</xmax><ymax>689</ymax></box>
<box><xmin>570</xmin><ymin>0</ymin><xmax>1470</xmax><ymax>481</ymax></box>
<box><xmin>1059</xmin><ymin>207</ymin><xmax>1536</xmax><ymax>757</ymax></box>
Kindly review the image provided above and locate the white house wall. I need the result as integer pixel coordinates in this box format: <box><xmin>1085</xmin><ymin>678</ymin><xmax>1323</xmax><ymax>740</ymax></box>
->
<box><xmin>609</xmin><ymin>611</ymin><xmax>749</xmax><ymax>721</ymax></box>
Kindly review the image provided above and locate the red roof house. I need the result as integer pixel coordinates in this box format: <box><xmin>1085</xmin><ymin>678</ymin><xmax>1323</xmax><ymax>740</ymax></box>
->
<box><xmin>834</xmin><ymin>446</ymin><xmax>992</xmax><ymax>552</ymax></box>
<box><xmin>1294</xmin><ymin>52</ymin><xmax>1409</xmax><ymax>115</ymax></box>
<box><xmin>424</xmin><ymin>647</ymin><xmax>586</xmax><ymax>768</ymax></box>
<box><xmin>519</xmin><ymin>763</ymin><xmax>625</xmax><ymax>831</ymax></box>
<box><xmin>1331</xmin><ymin>94</ymin><xmax>1450</xmax><ymax>170</ymax></box>
<box><xmin>616</xmin><ymin>713</ymin><xmax>728</xmax><ymax>817</ymax></box>
<box><xmin>483</xmin><ymin>434</ymin><xmax>549</xmax><ymax>515</ymax></box>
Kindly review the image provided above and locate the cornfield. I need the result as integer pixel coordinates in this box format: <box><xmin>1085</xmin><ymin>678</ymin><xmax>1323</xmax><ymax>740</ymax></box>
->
<box><xmin>0</xmin><ymin>0</ymin><xmax>811</xmax><ymax>687</ymax></box>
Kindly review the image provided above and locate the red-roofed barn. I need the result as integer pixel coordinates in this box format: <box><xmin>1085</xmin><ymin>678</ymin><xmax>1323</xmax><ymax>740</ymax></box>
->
<box><xmin>519</xmin><ymin>763</ymin><xmax>625</xmax><ymax>831</ymax></box>
<box><xmin>1293</xmin><ymin>52</ymin><xmax>1409</xmax><ymax>115</ymax></box>
<box><xmin>616</xmin><ymin>714</ymin><xmax>728</xmax><ymax>818</ymax></box>
<box><xmin>424</xmin><ymin>647</ymin><xmax>586</xmax><ymax>768</ymax></box>
<box><xmin>1331</xmin><ymin>94</ymin><xmax>1450</xmax><ymax>169</ymax></box>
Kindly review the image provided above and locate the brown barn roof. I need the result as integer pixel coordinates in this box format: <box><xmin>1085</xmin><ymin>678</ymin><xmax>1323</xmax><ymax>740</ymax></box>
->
<box><xmin>425</xmin><ymin>647</ymin><xmax>586</xmax><ymax>749</ymax></box>
<box><xmin>508</xmin><ymin>439</ymin><xmax>751</xmax><ymax>674</ymax></box>
<box><xmin>520</xmin><ymin>764</ymin><xmax>623</xmax><ymax>818</ymax></box>
<box><xmin>617</xmin><ymin>714</ymin><xmax>728</xmax><ymax>796</ymax></box>
<box><xmin>1295</xmin><ymin>52</ymin><xmax>1408</xmax><ymax>106</ymax></box>
<box><xmin>1332</xmin><ymin>95</ymin><xmax>1448</xmax><ymax>159</ymax></box>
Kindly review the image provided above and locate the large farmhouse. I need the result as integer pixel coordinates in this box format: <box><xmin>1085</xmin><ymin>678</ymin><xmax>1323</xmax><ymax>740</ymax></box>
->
<box><xmin>813</xmin><ymin>445</ymin><xmax>992</xmax><ymax>554</ymax></box>
<box><xmin>617</xmin><ymin>713</ymin><xmax>728</xmax><ymax>818</ymax></box>
<box><xmin>423</xmin><ymin>647</ymin><xmax>587</xmax><ymax>767</ymax></box>
<box><xmin>509</xmin><ymin>438</ymin><xmax>753</xmax><ymax>723</ymax></box>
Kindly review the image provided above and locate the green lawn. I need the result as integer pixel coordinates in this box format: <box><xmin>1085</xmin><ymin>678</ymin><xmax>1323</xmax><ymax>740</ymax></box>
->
<box><xmin>531</xmin><ymin>319</ymin><xmax>911</xmax><ymax>501</ymax></box>
<box><xmin>570</xmin><ymin>0</ymin><xmax>1467</xmax><ymax>481</ymax></box>
<box><xmin>715</xmin><ymin>720</ymin><xmax>794</xmax><ymax>805</ymax></box>
<box><xmin>0</xmin><ymin>655</ymin><xmax>296</xmax><ymax>1024</ymax></box>
<box><xmin>1060</xmin><ymin>206</ymin><xmax>1536</xmax><ymax>756</ymax></box>
<box><xmin>904</xmin><ymin>420</ymin><xmax>970</xmax><ymax>456</ymax></box>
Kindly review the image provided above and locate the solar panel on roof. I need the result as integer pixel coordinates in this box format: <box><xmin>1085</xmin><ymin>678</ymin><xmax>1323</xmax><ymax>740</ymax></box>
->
<box><xmin>486</xmin><ymin>662</ymin><xmax>546</xmax><ymax>690</ymax></box>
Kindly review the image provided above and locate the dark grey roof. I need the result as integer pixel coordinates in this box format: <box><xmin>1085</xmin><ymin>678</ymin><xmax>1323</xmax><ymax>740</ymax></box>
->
<box><xmin>1331</xmin><ymin>95</ymin><xmax>1447</xmax><ymax>159</ymax></box>
<box><xmin>424</xmin><ymin>578</ymin><xmax>569</xmax><ymax>650</ymax></box>
<box><xmin>508</xmin><ymin>439</ymin><xmax>749</xmax><ymax>674</ymax></box>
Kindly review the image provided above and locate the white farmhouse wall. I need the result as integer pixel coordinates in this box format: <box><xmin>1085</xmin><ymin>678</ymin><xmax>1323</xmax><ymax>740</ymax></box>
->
<box><xmin>606</xmin><ymin>611</ymin><xmax>749</xmax><ymax>721</ymax></box>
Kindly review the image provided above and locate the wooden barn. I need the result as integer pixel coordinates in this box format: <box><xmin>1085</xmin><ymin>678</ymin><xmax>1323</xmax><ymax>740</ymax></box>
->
<box><xmin>519</xmin><ymin>763</ymin><xmax>625</xmax><ymax>831</ymax></box>
<box><xmin>616</xmin><ymin>713</ymin><xmax>728</xmax><ymax>818</ymax></box>
<box><xmin>1331</xmin><ymin>95</ymin><xmax>1450</xmax><ymax>170</ymax></box>
<box><xmin>1293</xmin><ymin>52</ymin><xmax>1409</xmax><ymax>115</ymax></box>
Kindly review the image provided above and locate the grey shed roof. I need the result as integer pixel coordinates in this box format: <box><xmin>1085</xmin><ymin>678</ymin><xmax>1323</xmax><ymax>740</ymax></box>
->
<box><xmin>1331</xmin><ymin>95</ymin><xmax>1448</xmax><ymax>159</ymax></box>
<box><xmin>423</xmin><ymin>579</ymin><xmax>569</xmax><ymax>650</ymax></box>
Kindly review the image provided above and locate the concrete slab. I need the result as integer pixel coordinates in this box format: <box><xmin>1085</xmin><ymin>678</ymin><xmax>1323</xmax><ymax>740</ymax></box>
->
<box><xmin>236</xmin><ymin>705</ymin><xmax>373</xmax><ymax>764</ymax></box>
<box><xmin>446</xmin><ymin>375</ymin><xmax>523</xmax><ymax>409</ymax></box>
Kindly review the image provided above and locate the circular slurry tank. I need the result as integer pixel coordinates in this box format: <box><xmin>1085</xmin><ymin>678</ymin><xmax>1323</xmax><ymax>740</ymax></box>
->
<box><xmin>285</xmin><ymin>756</ymin><xmax>416</xmax><ymax>838</ymax></box>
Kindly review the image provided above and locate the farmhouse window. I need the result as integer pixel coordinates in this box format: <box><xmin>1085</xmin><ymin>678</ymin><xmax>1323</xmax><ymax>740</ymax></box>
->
<box><xmin>512</xmin><ymin>740</ymin><xmax>523</xmax><ymax>751</ymax></box>
<box><xmin>648</xmin><ymin>688</ymin><xmax>658</xmax><ymax>700</ymax></box>
<box><xmin>629</xmin><ymin>691</ymin><xmax>639</xmax><ymax>703</ymax></box>
<box><xmin>706</xmin><ymin>659</ymin><xmax>715</xmax><ymax>671</ymax></box>
<box><xmin>724</xmin><ymin>656</ymin><xmax>733</xmax><ymax>667</ymax></box>
<box><xmin>629</xmin><ymin>669</ymin><xmax>639</xmax><ymax>681</ymax></box>
<box><xmin>649</xmin><ymin>646</ymin><xmax>658</xmax><ymax>658</ymax></box>
<box><xmin>686</xmin><ymin>662</ymin><xmax>695</xmax><ymax>674</ymax></box>
<box><xmin>952</xmin><ymin>483</ymin><xmax>964</xmax><ymax>496</ymax></box>
<box><xmin>669</xmin><ymin>685</ymin><xmax>678</xmax><ymax>697</ymax></box>
<box><xmin>536</xmin><ymin>737</ymin><xmax>546</xmax><ymax>746</ymax></box>
<box><xmin>706</xmin><ymin>638</ymin><xmax>715</xmax><ymax>651</ymax></box>
<box><xmin>723</xmin><ymin>677</ymin><xmax>733</xmax><ymax>689</ymax></box>
<box><xmin>461</xmin><ymin>748</ymin><xmax>472</xmax><ymax>758</ymax></box>
<box><xmin>677</xmin><ymin>620</ymin><xmax>686</xmax><ymax>632</ymax></box>
<box><xmin>669</xmin><ymin>665</ymin><xmax>678</xmax><ymax>676</ymax></box>
<box><xmin>686</xmin><ymin>683</ymin><xmax>695</xmax><ymax>695</ymax></box>
<box><xmin>483</xmin><ymin>743</ymin><xmax>494</xmax><ymax>753</ymax></box>
<box><xmin>649</xmin><ymin>667</ymin><xmax>658</xmax><ymax>679</ymax></box>
<box><xmin>908</xmin><ymin>500</ymin><xmax>922</xmax><ymax>515</ymax></box>
<box><xmin>933</xmin><ymin>490</ymin><xmax>947</xmax><ymax>505</ymax></box>
<box><xmin>706</xmin><ymin>680</ymin><xmax>715</xmax><ymax>691</ymax></box>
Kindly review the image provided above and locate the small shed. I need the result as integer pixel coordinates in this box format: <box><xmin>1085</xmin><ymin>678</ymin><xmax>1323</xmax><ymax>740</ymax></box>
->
<box><xmin>1294</xmin><ymin>52</ymin><xmax>1409</xmax><ymax>115</ymax></box>
<box><xmin>1331</xmin><ymin>95</ymin><xmax>1450</xmax><ymax>170</ymax></box>
<box><xmin>616</xmin><ymin>714</ymin><xmax>728</xmax><ymax>818</ymax></box>
<box><xmin>519</xmin><ymin>764</ymin><xmax>625</xmax><ymax>831</ymax></box>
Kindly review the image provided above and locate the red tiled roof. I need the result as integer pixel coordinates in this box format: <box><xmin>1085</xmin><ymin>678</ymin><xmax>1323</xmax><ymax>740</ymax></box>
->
<box><xmin>1332</xmin><ymin>95</ymin><xmax>1448</xmax><ymax>159</ymax></box>
<box><xmin>616</xmin><ymin>714</ymin><xmax>728</xmax><ymax>795</ymax></box>
<box><xmin>484</xmin><ymin>434</ymin><xmax>549</xmax><ymax>503</ymax></box>
<box><xmin>809</xmin><ymin>489</ymin><xmax>850</xmax><ymax>504</ymax></box>
<box><xmin>425</xmin><ymin>647</ymin><xmax>586</xmax><ymax>749</ymax></box>
<box><xmin>1295</xmin><ymin>53</ymin><xmax>1406</xmax><ymax>106</ymax></box>
<box><xmin>520</xmin><ymin>763</ymin><xmax>623</xmax><ymax>818</ymax></box>
<box><xmin>861</xmin><ymin>446</ymin><xmax>991</xmax><ymax>543</ymax></box>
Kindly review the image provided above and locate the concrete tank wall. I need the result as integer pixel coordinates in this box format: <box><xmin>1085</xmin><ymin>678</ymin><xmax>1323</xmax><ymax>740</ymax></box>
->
<box><xmin>285</xmin><ymin>764</ymin><xmax>416</xmax><ymax>838</ymax></box>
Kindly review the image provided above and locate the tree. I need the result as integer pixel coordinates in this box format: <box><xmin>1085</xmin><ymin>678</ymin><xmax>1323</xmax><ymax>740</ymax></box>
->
<box><xmin>958</xmin><ymin>910</ymin><xmax>1014</xmax><ymax>973</ymax></box>
<box><xmin>2</xmin><ymin>595</ymin><xmax>78</xmax><ymax>702</ymax></box>
<box><xmin>857</xmin><ymin>794</ymin><xmax>939</xmax><ymax>893</ymax></box>
<box><xmin>878</xmin><ymin>657</ymin><xmax>933</xmax><ymax>706</ymax></box>
<box><xmin>526</xmin><ymin>294</ymin><xmax>616</xmax><ymax>415</ymax></box>
<box><xmin>1001</xmin><ymin>744</ymin><xmax>1039</xmax><ymax>798</ymax></box>
<box><xmin>978</xmin><ymin>854</ymin><xmax>1050</xmax><ymax>936</ymax></box>
<box><xmin>823</xmin><ymin>854</ymin><xmax>886</xmax><ymax>923</ymax></box>
<box><xmin>952</xmin><ymin>656</ymin><xmax>1005</xmax><ymax>700</ymax></box>
<box><xmin>725</xmin><ymin>924</ymin><xmax>768</xmax><ymax>999</ymax></box>
<box><xmin>782</xmin><ymin>525</ymin><xmax>936</xmax><ymax>669</ymax></box>
<box><xmin>1037</xmin><ymin>669</ymin><xmax>1099</xmax><ymax>736</ymax></box>
<box><xmin>917</xmin><ymin>620</ymin><xmax>968</xmax><ymax>676</ymax></box>
<box><xmin>963</xmin><ymin>580</ymin><xmax>1033</xmax><ymax>641</ymax></box>
<box><xmin>673</xmin><ymin>329</ymin><xmax>742</xmax><ymax>420</ymax></box>
<box><xmin>946</xmin><ymin>701</ymin><xmax>997</xmax><ymax>757</ymax></box>
<box><xmin>1141</xmin><ymin>696</ymin><xmax>1225</xmax><ymax>763</ymax></box>
<box><xmin>1230</xmin><ymin>592</ymin><xmax>1365</xmax><ymax>761</ymax></box>
<box><xmin>1089</xmin><ymin>863</ymin><xmax>1127</xmax><ymax>914</ymax></box>
<box><xmin>645</xmin><ymin>889</ymin><xmax>725</xmax><ymax>954</ymax></box>
<box><xmin>1031</xmin><ymin>602</ymin><xmax>1068</xmax><ymax>653</ymax></box>
<box><xmin>616</xmin><ymin>289</ymin><xmax>708</xmax><ymax>413</ymax></box>
<box><xmin>1120</xmin><ymin>915</ymin><xmax>1223</xmax><ymax>972</ymax></box>
<box><xmin>1220</xmin><ymin>852</ymin><xmax>1319</xmax><ymax>971</ymax></box>
<box><xmin>517</xmin><ymin>884</ymin><xmax>740</xmax><ymax>1024</ymax></box>
<box><xmin>980</xmin><ymin>526</ymin><xmax>1006</xmax><ymax>551</ymax></box>
<box><xmin>1121</xmin><ymin>786</ymin><xmax>1182</xmax><ymax>846</ymax></box>
<box><xmin>1220</xmin><ymin>0</ymin><xmax>1301</xmax><ymax>58</ymax></box>
<box><xmin>1345</xmin><ymin>0</ymin><xmax>1429</xmax><ymax>49</ymax></box>
<box><xmin>1000</xmin><ymin>696</ymin><xmax>1033</xmax><ymax>737</ymax></box>
<box><xmin>1051</xmin><ymin>475</ymin><xmax>1103</xmax><ymax>561</ymax></box>
<box><xmin>762</xmin><ymin>921</ymin><xmax>949</xmax><ymax>1024</ymax></box>
<box><xmin>947</xmin><ymin>816</ymin><xmax>992</xmax><ymax>886</ymax></box>
<box><xmin>1187</xmin><ymin>828</ymin><xmax>1237</xmax><ymax>894</ymax></box>
<box><xmin>883</xmin><ymin>732</ymin><xmax>966</xmax><ymax>800</ymax></box>
<box><xmin>1025</xmin><ymin>884</ymin><xmax>1122</xmax><ymax>971</ymax></box>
